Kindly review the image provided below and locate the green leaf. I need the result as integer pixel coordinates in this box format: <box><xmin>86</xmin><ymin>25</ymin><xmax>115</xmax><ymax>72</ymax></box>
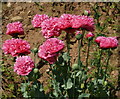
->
<box><xmin>92</xmin><ymin>79</ymin><xmax>97</xmax><ymax>86</ymax></box>
<box><xmin>98</xmin><ymin>79</ymin><xmax>103</xmax><ymax>84</ymax></box>
<box><xmin>76</xmin><ymin>71</ymin><xmax>82</xmax><ymax>77</ymax></box>
<box><xmin>53</xmin><ymin>90</ymin><xmax>58</xmax><ymax>97</ymax></box>
<box><xmin>77</xmin><ymin>90</ymin><xmax>82</xmax><ymax>93</ymax></box>
<box><xmin>39</xmin><ymin>84</ymin><xmax>44</xmax><ymax>92</ymax></box>
<box><xmin>81</xmin><ymin>75</ymin><xmax>87</xmax><ymax>81</ymax></box>
<box><xmin>58</xmin><ymin>56</ymin><xmax>64</xmax><ymax>63</ymax></box>
<box><xmin>23</xmin><ymin>91</ymin><xmax>29</xmax><ymax>98</ymax></box>
<box><xmin>21</xmin><ymin>83</ymin><xmax>30</xmax><ymax>92</ymax></box>
<box><xmin>66</xmin><ymin>78</ymin><xmax>73</xmax><ymax>89</ymax></box>
<box><xmin>61</xmin><ymin>84</ymin><xmax>65</xmax><ymax>88</ymax></box>
<box><xmin>97</xmin><ymin>33</ymin><xmax>107</xmax><ymax>37</ymax></box>
<box><xmin>78</xmin><ymin>93</ymin><xmax>90</xmax><ymax>98</ymax></box>
<box><xmin>63</xmin><ymin>52</ymin><xmax>70</xmax><ymax>62</ymax></box>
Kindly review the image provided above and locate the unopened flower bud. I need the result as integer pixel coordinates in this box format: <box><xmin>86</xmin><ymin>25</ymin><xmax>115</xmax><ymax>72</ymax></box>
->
<box><xmin>33</xmin><ymin>48</ymin><xmax>38</xmax><ymax>53</ymax></box>
<box><xmin>86</xmin><ymin>32</ymin><xmax>94</xmax><ymax>41</ymax></box>
<box><xmin>84</xmin><ymin>10</ymin><xmax>91</xmax><ymax>16</ymax></box>
<box><xmin>104</xmin><ymin>81</ymin><xmax>108</xmax><ymax>86</ymax></box>
<box><xmin>75</xmin><ymin>31</ymin><xmax>83</xmax><ymax>40</ymax></box>
<box><xmin>33</xmin><ymin>68</ymin><xmax>39</xmax><ymax>73</ymax></box>
<box><xmin>72</xmin><ymin>64</ymin><xmax>79</xmax><ymax>70</ymax></box>
<box><xmin>88</xmin><ymin>37</ymin><xmax>94</xmax><ymax>40</ymax></box>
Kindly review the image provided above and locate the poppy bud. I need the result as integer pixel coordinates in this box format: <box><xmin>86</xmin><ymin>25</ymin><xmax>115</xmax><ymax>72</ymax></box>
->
<box><xmin>33</xmin><ymin>48</ymin><xmax>38</xmax><ymax>53</ymax></box>
<box><xmin>86</xmin><ymin>32</ymin><xmax>94</xmax><ymax>41</ymax></box>
<box><xmin>75</xmin><ymin>31</ymin><xmax>83</xmax><ymax>40</ymax></box>
<box><xmin>72</xmin><ymin>64</ymin><xmax>79</xmax><ymax>70</ymax></box>
<box><xmin>84</xmin><ymin>10</ymin><xmax>91</xmax><ymax>16</ymax></box>
<box><xmin>33</xmin><ymin>68</ymin><xmax>39</xmax><ymax>73</ymax></box>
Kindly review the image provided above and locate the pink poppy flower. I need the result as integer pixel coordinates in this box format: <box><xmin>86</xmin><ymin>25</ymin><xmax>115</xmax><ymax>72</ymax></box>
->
<box><xmin>41</xmin><ymin>17</ymin><xmax>61</xmax><ymax>38</ymax></box>
<box><xmin>32</xmin><ymin>14</ymin><xmax>49</xmax><ymax>28</ymax></box>
<box><xmin>14</xmin><ymin>56</ymin><xmax>34</xmax><ymax>76</ymax></box>
<box><xmin>95</xmin><ymin>36</ymin><xmax>118</xmax><ymax>49</ymax></box>
<box><xmin>71</xmin><ymin>15</ymin><xmax>94</xmax><ymax>32</ymax></box>
<box><xmin>38</xmin><ymin>38</ymin><xmax>65</xmax><ymax>64</ymax></box>
<box><xmin>84</xmin><ymin>10</ymin><xmax>91</xmax><ymax>15</ymax></box>
<box><xmin>6</xmin><ymin>21</ymin><xmax>24</xmax><ymax>36</ymax></box>
<box><xmin>58</xmin><ymin>14</ymin><xmax>73</xmax><ymax>30</ymax></box>
<box><xmin>2</xmin><ymin>38</ymin><xmax>31</xmax><ymax>57</ymax></box>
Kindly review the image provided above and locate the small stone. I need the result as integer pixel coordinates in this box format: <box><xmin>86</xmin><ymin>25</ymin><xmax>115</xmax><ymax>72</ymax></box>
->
<box><xmin>20</xmin><ymin>11</ymin><xmax>25</xmax><ymax>15</ymax></box>
<box><xmin>11</xmin><ymin>16</ymin><xmax>23</xmax><ymax>22</ymax></box>
<box><xmin>5</xmin><ymin>17</ymin><xmax>9</xmax><ymax>19</ymax></box>
<box><xmin>28</xmin><ymin>0</ymin><xmax>32</xmax><ymax>3</ymax></box>
<box><xmin>28</xmin><ymin>16</ymin><xmax>32</xmax><ymax>18</ymax></box>
<box><xmin>27</xmin><ymin>11</ymin><xmax>31</xmax><ymax>16</ymax></box>
<box><xmin>7</xmin><ymin>2</ymin><xmax>11</xmax><ymax>8</ymax></box>
<box><xmin>28</xmin><ymin>25</ymin><xmax>34</xmax><ymax>30</ymax></box>
<box><xmin>15</xmin><ymin>6</ymin><xmax>23</xmax><ymax>11</ymax></box>
<box><xmin>46</xmin><ymin>69</ymin><xmax>50</xmax><ymax>72</ymax></box>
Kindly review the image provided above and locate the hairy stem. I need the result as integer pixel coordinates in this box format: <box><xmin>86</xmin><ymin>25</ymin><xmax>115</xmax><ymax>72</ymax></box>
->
<box><xmin>86</xmin><ymin>40</ymin><xmax>90</xmax><ymax>67</ymax></box>
<box><xmin>80</xmin><ymin>30</ymin><xmax>85</xmax><ymax>47</ymax></box>
<box><xmin>78</xmin><ymin>39</ymin><xmax>81</xmax><ymax>70</ymax></box>
<box><xmin>66</xmin><ymin>33</ymin><xmax>71</xmax><ymax>73</ymax></box>
<box><xmin>104</xmin><ymin>49</ymin><xmax>111</xmax><ymax>81</ymax></box>
<box><xmin>96</xmin><ymin>49</ymin><xmax>103</xmax><ymax>84</ymax></box>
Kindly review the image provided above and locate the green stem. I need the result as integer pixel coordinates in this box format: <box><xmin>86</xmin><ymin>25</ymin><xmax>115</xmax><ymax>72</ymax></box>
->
<box><xmin>33</xmin><ymin>52</ymin><xmax>37</xmax><ymax>68</ymax></box>
<box><xmin>86</xmin><ymin>40</ymin><xmax>90</xmax><ymax>67</ymax></box>
<box><xmin>77</xmin><ymin>30</ymin><xmax>85</xmax><ymax>70</ymax></box>
<box><xmin>97</xmin><ymin>49</ymin><xmax>103</xmax><ymax>83</ymax></box>
<box><xmin>99</xmin><ymin>49</ymin><xmax>103</xmax><ymax>76</ymax></box>
<box><xmin>80</xmin><ymin>30</ymin><xmax>85</xmax><ymax>46</ymax></box>
<box><xmin>66</xmin><ymin>33</ymin><xmax>70</xmax><ymax>58</ymax></box>
<box><xmin>104</xmin><ymin>49</ymin><xmax>111</xmax><ymax>81</ymax></box>
<box><xmin>35</xmin><ymin>2</ymin><xmax>40</xmax><ymax>6</ymax></box>
<box><xmin>78</xmin><ymin>39</ymin><xmax>81</xmax><ymax>70</ymax></box>
<box><xmin>66</xmin><ymin>33</ymin><xmax>71</xmax><ymax>74</ymax></box>
<box><xmin>12</xmin><ymin>34</ymin><xmax>19</xmax><ymax>38</ymax></box>
<box><xmin>73</xmin><ymin>72</ymin><xmax>76</xmax><ymax>98</ymax></box>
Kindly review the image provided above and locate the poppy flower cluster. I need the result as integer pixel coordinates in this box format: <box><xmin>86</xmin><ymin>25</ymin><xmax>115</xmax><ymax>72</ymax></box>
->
<box><xmin>2</xmin><ymin>13</ymin><xmax>119</xmax><ymax>76</ymax></box>
<box><xmin>3</xmin><ymin>21</ymin><xmax>34</xmax><ymax>76</ymax></box>
<box><xmin>32</xmin><ymin>14</ymin><xmax>95</xmax><ymax>38</ymax></box>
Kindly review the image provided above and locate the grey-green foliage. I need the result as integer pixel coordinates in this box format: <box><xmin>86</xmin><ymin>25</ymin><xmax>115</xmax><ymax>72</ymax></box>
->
<box><xmin>20</xmin><ymin>70</ymin><xmax>46</xmax><ymax>98</ymax></box>
<box><xmin>21</xmin><ymin>81</ymin><xmax>46</xmax><ymax>98</ymax></box>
